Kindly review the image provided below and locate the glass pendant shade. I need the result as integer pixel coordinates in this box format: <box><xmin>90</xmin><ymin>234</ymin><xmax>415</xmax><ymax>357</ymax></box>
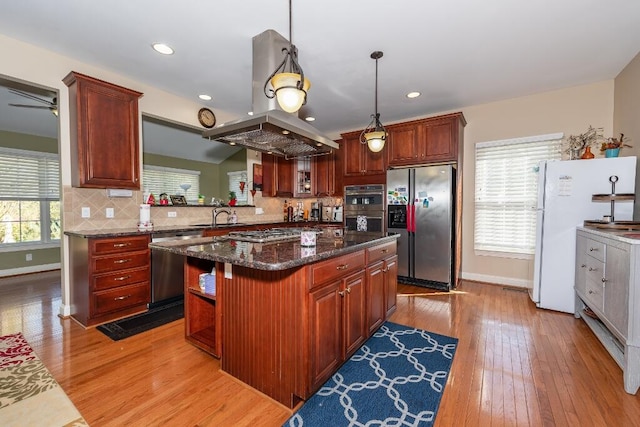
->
<box><xmin>364</xmin><ymin>130</ymin><xmax>386</xmax><ymax>152</ymax></box>
<box><xmin>270</xmin><ymin>72</ymin><xmax>310</xmax><ymax>113</ymax></box>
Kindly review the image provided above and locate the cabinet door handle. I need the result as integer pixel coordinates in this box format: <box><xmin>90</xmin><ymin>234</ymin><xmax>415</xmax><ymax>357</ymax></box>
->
<box><xmin>588</xmin><ymin>267</ymin><xmax>597</xmax><ymax>272</ymax></box>
<box><xmin>114</xmin><ymin>259</ymin><xmax>131</xmax><ymax>264</ymax></box>
<box><xmin>113</xmin><ymin>243</ymin><xmax>132</xmax><ymax>248</ymax></box>
<box><xmin>581</xmin><ymin>264</ymin><xmax>586</xmax><ymax>268</ymax></box>
<box><xmin>346</xmin><ymin>287</ymin><xmax>351</xmax><ymax>294</ymax></box>
<box><xmin>336</xmin><ymin>264</ymin><xmax>349</xmax><ymax>270</ymax></box>
<box><xmin>339</xmin><ymin>291</ymin><xmax>345</xmax><ymax>297</ymax></box>
<box><xmin>381</xmin><ymin>249</ymin><xmax>388</xmax><ymax>254</ymax></box>
<box><xmin>602</xmin><ymin>278</ymin><xmax>608</xmax><ymax>283</ymax></box>
<box><xmin>589</xmin><ymin>247</ymin><xmax>598</xmax><ymax>252</ymax></box>
<box><xmin>588</xmin><ymin>290</ymin><xmax>594</xmax><ymax>294</ymax></box>
<box><xmin>114</xmin><ymin>294</ymin><xmax>131</xmax><ymax>301</ymax></box>
<box><xmin>114</xmin><ymin>275</ymin><xmax>132</xmax><ymax>281</ymax></box>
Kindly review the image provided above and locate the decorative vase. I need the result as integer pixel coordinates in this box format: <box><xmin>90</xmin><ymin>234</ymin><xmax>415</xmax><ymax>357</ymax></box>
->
<box><xmin>229</xmin><ymin>199</ymin><xmax>237</xmax><ymax>207</ymax></box>
<box><xmin>605</xmin><ymin>148</ymin><xmax>620</xmax><ymax>158</ymax></box>
<box><xmin>581</xmin><ymin>146</ymin><xmax>595</xmax><ymax>159</ymax></box>
<box><xmin>570</xmin><ymin>148</ymin><xmax>582</xmax><ymax>160</ymax></box>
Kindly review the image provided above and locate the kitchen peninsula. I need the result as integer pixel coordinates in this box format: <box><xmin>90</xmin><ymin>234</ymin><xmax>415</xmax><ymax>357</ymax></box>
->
<box><xmin>150</xmin><ymin>231</ymin><xmax>398</xmax><ymax>408</ymax></box>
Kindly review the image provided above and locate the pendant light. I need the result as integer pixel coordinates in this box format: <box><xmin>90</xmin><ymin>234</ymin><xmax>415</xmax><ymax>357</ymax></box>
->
<box><xmin>264</xmin><ymin>0</ymin><xmax>310</xmax><ymax>113</ymax></box>
<box><xmin>360</xmin><ymin>51</ymin><xmax>387</xmax><ymax>153</ymax></box>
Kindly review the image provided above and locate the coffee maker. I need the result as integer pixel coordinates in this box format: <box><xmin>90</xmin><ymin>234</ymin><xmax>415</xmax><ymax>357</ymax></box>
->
<box><xmin>311</xmin><ymin>202</ymin><xmax>322</xmax><ymax>221</ymax></box>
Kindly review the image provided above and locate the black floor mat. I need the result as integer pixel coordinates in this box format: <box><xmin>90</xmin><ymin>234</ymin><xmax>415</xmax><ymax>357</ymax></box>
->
<box><xmin>97</xmin><ymin>299</ymin><xmax>184</xmax><ymax>341</ymax></box>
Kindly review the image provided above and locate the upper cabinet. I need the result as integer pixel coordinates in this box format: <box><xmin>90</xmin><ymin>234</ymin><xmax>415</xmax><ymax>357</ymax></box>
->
<box><xmin>261</xmin><ymin>154</ymin><xmax>294</xmax><ymax>198</ymax></box>
<box><xmin>314</xmin><ymin>143</ymin><xmax>343</xmax><ymax>197</ymax></box>
<box><xmin>64</xmin><ymin>71</ymin><xmax>143</xmax><ymax>189</ymax></box>
<box><xmin>387</xmin><ymin>112</ymin><xmax>466</xmax><ymax>167</ymax></box>
<box><xmin>340</xmin><ymin>132</ymin><xmax>386</xmax><ymax>182</ymax></box>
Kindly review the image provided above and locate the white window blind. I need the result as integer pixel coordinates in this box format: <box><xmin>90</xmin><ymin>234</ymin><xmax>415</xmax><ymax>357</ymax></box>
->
<box><xmin>474</xmin><ymin>133</ymin><xmax>562</xmax><ymax>255</ymax></box>
<box><xmin>0</xmin><ymin>147</ymin><xmax>59</xmax><ymax>200</ymax></box>
<box><xmin>143</xmin><ymin>165</ymin><xmax>200</xmax><ymax>203</ymax></box>
<box><xmin>228</xmin><ymin>171</ymin><xmax>248</xmax><ymax>204</ymax></box>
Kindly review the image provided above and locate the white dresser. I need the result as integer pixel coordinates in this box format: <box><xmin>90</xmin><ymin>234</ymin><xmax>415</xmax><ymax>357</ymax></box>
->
<box><xmin>575</xmin><ymin>227</ymin><xmax>640</xmax><ymax>394</ymax></box>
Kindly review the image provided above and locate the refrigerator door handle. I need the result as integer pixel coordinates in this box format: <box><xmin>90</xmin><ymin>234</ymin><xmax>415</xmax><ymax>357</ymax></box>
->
<box><xmin>406</xmin><ymin>204</ymin><xmax>412</xmax><ymax>232</ymax></box>
<box><xmin>412</xmin><ymin>204</ymin><xmax>417</xmax><ymax>232</ymax></box>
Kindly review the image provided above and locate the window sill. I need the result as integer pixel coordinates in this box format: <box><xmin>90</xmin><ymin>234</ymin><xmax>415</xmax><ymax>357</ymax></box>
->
<box><xmin>0</xmin><ymin>242</ymin><xmax>61</xmax><ymax>253</ymax></box>
<box><xmin>474</xmin><ymin>249</ymin><xmax>533</xmax><ymax>260</ymax></box>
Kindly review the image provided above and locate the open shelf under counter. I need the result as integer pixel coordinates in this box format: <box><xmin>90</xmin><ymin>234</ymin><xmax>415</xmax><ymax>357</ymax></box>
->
<box><xmin>184</xmin><ymin>257</ymin><xmax>221</xmax><ymax>357</ymax></box>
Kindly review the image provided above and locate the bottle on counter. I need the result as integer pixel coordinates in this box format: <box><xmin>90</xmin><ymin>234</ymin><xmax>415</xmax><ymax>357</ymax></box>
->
<box><xmin>287</xmin><ymin>203</ymin><xmax>294</xmax><ymax>222</ymax></box>
<box><xmin>283</xmin><ymin>200</ymin><xmax>289</xmax><ymax>222</ymax></box>
<box><xmin>229</xmin><ymin>210</ymin><xmax>238</xmax><ymax>224</ymax></box>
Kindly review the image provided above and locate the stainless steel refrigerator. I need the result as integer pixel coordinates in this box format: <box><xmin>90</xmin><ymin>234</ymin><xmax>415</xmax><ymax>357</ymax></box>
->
<box><xmin>386</xmin><ymin>165</ymin><xmax>455</xmax><ymax>290</ymax></box>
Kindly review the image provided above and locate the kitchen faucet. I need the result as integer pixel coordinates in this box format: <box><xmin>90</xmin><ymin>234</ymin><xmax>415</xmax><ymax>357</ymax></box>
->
<box><xmin>212</xmin><ymin>207</ymin><xmax>232</xmax><ymax>227</ymax></box>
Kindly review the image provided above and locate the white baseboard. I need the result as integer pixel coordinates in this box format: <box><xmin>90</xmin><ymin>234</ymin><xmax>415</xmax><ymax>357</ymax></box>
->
<box><xmin>461</xmin><ymin>271</ymin><xmax>532</xmax><ymax>289</ymax></box>
<box><xmin>0</xmin><ymin>263</ymin><xmax>61</xmax><ymax>278</ymax></box>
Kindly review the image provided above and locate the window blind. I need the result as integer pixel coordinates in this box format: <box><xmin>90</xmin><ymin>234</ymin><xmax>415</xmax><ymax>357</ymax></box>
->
<box><xmin>0</xmin><ymin>147</ymin><xmax>59</xmax><ymax>200</ymax></box>
<box><xmin>474</xmin><ymin>133</ymin><xmax>562</xmax><ymax>255</ymax></box>
<box><xmin>228</xmin><ymin>171</ymin><xmax>248</xmax><ymax>203</ymax></box>
<box><xmin>143</xmin><ymin>165</ymin><xmax>200</xmax><ymax>203</ymax></box>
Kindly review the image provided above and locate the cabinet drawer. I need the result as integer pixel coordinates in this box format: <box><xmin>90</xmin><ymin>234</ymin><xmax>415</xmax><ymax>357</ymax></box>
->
<box><xmin>366</xmin><ymin>241</ymin><xmax>396</xmax><ymax>264</ymax></box>
<box><xmin>310</xmin><ymin>250</ymin><xmax>365</xmax><ymax>288</ymax></box>
<box><xmin>585</xmin><ymin>239</ymin><xmax>605</xmax><ymax>262</ymax></box>
<box><xmin>92</xmin><ymin>250</ymin><xmax>149</xmax><ymax>273</ymax></box>
<box><xmin>91</xmin><ymin>235</ymin><xmax>150</xmax><ymax>255</ymax></box>
<box><xmin>93</xmin><ymin>266</ymin><xmax>150</xmax><ymax>291</ymax></box>
<box><xmin>92</xmin><ymin>282</ymin><xmax>150</xmax><ymax>316</ymax></box>
<box><xmin>584</xmin><ymin>278</ymin><xmax>604</xmax><ymax>312</ymax></box>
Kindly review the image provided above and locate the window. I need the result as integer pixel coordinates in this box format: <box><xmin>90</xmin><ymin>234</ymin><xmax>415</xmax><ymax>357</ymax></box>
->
<box><xmin>143</xmin><ymin>165</ymin><xmax>200</xmax><ymax>204</ymax></box>
<box><xmin>474</xmin><ymin>133</ymin><xmax>562</xmax><ymax>256</ymax></box>
<box><xmin>0</xmin><ymin>147</ymin><xmax>60</xmax><ymax>247</ymax></box>
<box><xmin>228</xmin><ymin>171</ymin><xmax>248</xmax><ymax>204</ymax></box>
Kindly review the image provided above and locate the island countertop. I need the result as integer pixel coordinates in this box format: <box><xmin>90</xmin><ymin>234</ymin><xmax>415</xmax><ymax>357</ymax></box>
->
<box><xmin>149</xmin><ymin>233</ymin><xmax>399</xmax><ymax>271</ymax></box>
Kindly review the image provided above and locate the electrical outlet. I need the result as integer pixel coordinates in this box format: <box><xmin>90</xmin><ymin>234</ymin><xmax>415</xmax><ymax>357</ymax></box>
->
<box><xmin>168</xmin><ymin>211</ymin><xmax>177</xmax><ymax>218</ymax></box>
<box><xmin>106</xmin><ymin>208</ymin><xmax>114</xmax><ymax>218</ymax></box>
<box><xmin>25</xmin><ymin>253</ymin><xmax>32</xmax><ymax>261</ymax></box>
<box><xmin>255</xmin><ymin>207</ymin><xmax>264</xmax><ymax>215</ymax></box>
<box><xmin>81</xmin><ymin>207</ymin><xmax>90</xmax><ymax>218</ymax></box>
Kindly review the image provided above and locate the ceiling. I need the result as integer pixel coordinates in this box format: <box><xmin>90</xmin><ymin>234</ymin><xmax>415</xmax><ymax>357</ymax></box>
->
<box><xmin>1</xmin><ymin>0</ymin><xmax>640</xmax><ymax>162</ymax></box>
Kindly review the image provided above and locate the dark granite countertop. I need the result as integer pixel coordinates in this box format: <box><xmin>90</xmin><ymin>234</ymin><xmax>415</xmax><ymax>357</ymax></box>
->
<box><xmin>63</xmin><ymin>220</ymin><xmax>342</xmax><ymax>238</ymax></box>
<box><xmin>149</xmin><ymin>233</ymin><xmax>399</xmax><ymax>271</ymax></box>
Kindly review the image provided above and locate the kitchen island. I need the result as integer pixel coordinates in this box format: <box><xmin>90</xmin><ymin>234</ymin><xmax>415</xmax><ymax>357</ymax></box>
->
<box><xmin>150</xmin><ymin>232</ymin><xmax>398</xmax><ymax>408</ymax></box>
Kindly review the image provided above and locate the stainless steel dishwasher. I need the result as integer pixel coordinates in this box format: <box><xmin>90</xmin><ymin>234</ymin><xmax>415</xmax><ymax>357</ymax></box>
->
<box><xmin>150</xmin><ymin>230</ymin><xmax>203</xmax><ymax>307</ymax></box>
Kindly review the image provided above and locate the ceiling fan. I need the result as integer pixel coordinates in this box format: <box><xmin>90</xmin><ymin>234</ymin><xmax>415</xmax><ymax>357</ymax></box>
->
<box><xmin>8</xmin><ymin>88</ymin><xmax>58</xmax><ymax>117</ymax></box>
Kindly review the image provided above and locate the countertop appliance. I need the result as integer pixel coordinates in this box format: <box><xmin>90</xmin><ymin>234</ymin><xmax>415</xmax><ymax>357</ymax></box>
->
<box><xmin>387</xmin><ymin>165</ymin><xmax>455</xmax><ymax>290</ymax></box>
<box><xmin>311</xmin><ymin>202</ymin><xmax>321</xmax><ymax>221</ymax></box>
<box><xmin>344</xmin><ymin>184</ymin><xmax>386</xmax><ymax>238</ymax></box>
<box><xmin>227</xmin><ymin>227</ymin><xmax>322</xmax><ymax>243</ymax></box>
<box><xmin>151</xmin><ymin>230</ymin><xmax>203</xmax><ymax>308</ymax></box>
<box><xmin>531</xmin><ymin>157</ymin><xmax>637</xmax><ymax>313</ymax></box>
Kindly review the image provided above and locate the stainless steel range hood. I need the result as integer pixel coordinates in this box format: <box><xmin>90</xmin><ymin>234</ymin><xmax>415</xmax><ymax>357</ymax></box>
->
<box><xmin>203</xmin><ymin>30</ymin><xmax>338</xmax><ymax>158</ymax></box>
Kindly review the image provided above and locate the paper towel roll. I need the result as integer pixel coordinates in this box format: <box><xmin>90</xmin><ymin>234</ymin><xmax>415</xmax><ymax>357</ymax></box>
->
<box><xmin>139</xmin><ymin>204</ymin><xmax>150</xmax><ymax>223</ymax></box>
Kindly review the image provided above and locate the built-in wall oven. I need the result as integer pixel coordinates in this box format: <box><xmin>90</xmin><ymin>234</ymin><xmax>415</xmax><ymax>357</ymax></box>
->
<box><xmin>344</xmin><ymin>184</ymin><xmax>386</xmax><ymax>239</ymax></box>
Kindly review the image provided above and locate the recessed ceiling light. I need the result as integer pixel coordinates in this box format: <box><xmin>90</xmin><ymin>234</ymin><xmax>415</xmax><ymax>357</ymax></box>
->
<box><xmin>406</xmin><ymin>91</ymin><xmax>421</xmax><ymax>99</ymax></box>
<box><xmin>282</xmin><ymin>130</ymin><xmax>290</xmax><ymax>135</ymax></box>
<box><xmin>248</xmin><ymin>111</ymin><xmax>254</xmax><ymax>116</ymax></box>
<box><xmin>199</xmin><ymin>94</ymin><xmax>212</xmax><ymax>101</ymax></box>
<box><xmin>152</xmin><ymin>43</ymin><xmax>174</xmax><ymax>55</ymax></box>
<box><xmin>229</xmin><ymin>142</ymin><xmax>236</xmax><ymax>146</ymax></box>
<box><xmin>305</xmin><ymin>116</ymin><xmax>315</xmax><ymax>122</ymax></box>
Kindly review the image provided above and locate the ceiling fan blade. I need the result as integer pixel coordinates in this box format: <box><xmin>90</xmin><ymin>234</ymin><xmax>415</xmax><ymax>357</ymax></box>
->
<box><xmin>8</xmin><ymin>88</ymin><xmax>54</xmax><ymax>106</ymax></box>
<box><xmin>9</xmin><ymin>103</ymin><xmax>50</xmax><ymax>109</ymax></box>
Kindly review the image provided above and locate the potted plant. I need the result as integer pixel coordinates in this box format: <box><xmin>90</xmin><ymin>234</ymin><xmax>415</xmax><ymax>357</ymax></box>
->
<box><xmin>600</xmin><ymin>133</ymin><xmax>632</xmax><ymax>158</ymax></box>
<box><xmin>228</xmin><ymin>191</ymin><xmax>237</xmax><ymax>207</ymax></box>
<box><xmin>564</xmin><ymin>126</ymin><xmax>603</xmax><ymax>160</ymax></box>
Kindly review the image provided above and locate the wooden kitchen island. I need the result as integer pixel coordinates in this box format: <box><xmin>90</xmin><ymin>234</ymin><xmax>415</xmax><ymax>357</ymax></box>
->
<box><xmin>150</xmin><ymin>232</ymin><xmax>398</xmax><ymax>408</ymax></box>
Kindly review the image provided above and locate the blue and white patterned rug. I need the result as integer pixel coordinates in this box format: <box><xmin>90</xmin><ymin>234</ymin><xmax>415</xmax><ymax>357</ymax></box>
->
<box><xmin>285</xmin><ymin>321</ymin><xmax>458</xmax><ymax>427</ymax></box>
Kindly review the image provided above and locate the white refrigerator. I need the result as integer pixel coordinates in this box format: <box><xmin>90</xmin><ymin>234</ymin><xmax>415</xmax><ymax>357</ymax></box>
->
<box><xmin>531</xmin><ymin>157</ymin><xmax>637</xmax><ymax>313</ymax></box>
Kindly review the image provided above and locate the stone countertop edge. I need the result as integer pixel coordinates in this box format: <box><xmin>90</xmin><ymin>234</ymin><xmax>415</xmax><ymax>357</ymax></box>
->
<box><xmin>149</xmin><ymin>234</ymin><xmax>400</xmax><ymax>271</ymax></box>
<box><xmin>578</xmin><ymin>226</ymin><xmax>640</xmax><ymax>244</ymax></box>
<box><xmin>63</xmin><ymin>220</ymin><xmax>343</xmax><ymax>238</ymax></box>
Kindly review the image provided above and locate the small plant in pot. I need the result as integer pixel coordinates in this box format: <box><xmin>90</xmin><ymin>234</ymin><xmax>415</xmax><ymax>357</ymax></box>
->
<box><xmin>600</xmin><ymin>133</ymin><xmax>632</xmax><ymax>157</ymax></box>
<box><xmin>228</xmin><ymin>191</ymin><xmax>237</xmax><ymax>207</ymax></box>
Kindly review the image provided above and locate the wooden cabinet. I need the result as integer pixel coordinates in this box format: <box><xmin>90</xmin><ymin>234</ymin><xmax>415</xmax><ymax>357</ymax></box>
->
<box><xmin>63</xmin><ymin>71</ymin><xmax>143</xmax><ymax>189</ymax></box>
<box><xmin>366</xmin><ymin>241</ymin><xmax>398</xmax><ymax>334</ymax></box>
<box><xmin>261</xmin><ymin>154</ymin><xmax>294</xmax><ymax>197</ymax></box>
<box><xmin>575</xmin><ymin>229</ymin><xmax>639</xmax><ymax>394</ymax></box>
<box><xmin>69</xmin><ymin>234</ymin><xmax>150</xmax><ymax>327</ymax></box>
<box><xmin>314</xmin><ymin>147</ymin><xmax>343</xmax><ymax>197</ymax></box>
<box><xmin>387</xmin><ymin>112</ymin><xmax>466</xmax><ymax>167</ymax></box>
<box><xmin>340</xmin><ymin>131</ymin><xmax>386</xmax><ymax>181</ymax></box>
<box><xmin>184</xmin><ymin>258</ymin><xmax>221</xmax><ymax>357</ymax></box>
<box><xmin>309</xmin><ymin>252</ymin><xmax>367</xmax><ymax>392</ymax></box>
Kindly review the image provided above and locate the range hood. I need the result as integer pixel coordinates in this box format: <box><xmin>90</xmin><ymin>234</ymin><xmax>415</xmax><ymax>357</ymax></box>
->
<box><xmin>203</xmin><ymin>30</ymin><xmax>338</xmax><ymax>158</ymax></box>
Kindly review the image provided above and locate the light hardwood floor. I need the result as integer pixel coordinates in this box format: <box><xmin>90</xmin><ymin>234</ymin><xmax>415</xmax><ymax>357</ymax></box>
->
<box><xmin>1</xmin><ymin>271</ymin><xmax>639</xmax><ymax>426</ymax></box>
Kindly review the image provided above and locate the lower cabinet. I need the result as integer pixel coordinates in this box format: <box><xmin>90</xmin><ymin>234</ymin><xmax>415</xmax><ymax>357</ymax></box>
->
<box><xmin>575</xmin><ymin>228</ymin><xmax>637</xmax><ymax>394</ymax></box>
<box><xmin>69</xmin><ymin>234</ymin><xmax>150</xmax><ymax>327</ymax></box>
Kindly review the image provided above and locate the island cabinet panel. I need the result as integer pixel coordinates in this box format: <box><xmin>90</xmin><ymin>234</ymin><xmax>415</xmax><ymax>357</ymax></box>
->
<box><xmin>221</xmin><ymin>266</ymin><xmax>308</xmax><ymax>409</ymax></box>
<box><xmin>69</xmin><ymin>235</ymin><xmax>150</xmax><ymax>327</ymax></box>
<box><xmin>385</xmin><ymin>255</ymin><xmax>398</xmax><ymax>317</ymax></box>
<box><xmin>366</xmin><ymin>260</ymin><xmax>386</xmax><ymax>334</ymax></box>
<box><xmin>63</xmin><ymin>71</ymin><xmax>142</xmax><ymax>189</ymax></box>
<box><xmin>309</xmin><ymin>281</ymin><xmax>342</xmax><ymax>391</ymax></box>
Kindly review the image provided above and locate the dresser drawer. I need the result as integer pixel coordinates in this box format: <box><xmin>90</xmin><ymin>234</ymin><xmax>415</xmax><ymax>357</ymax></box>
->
<box><xmin>92</xmin><ymin>250</ymin><xmax>149</xmax><ymax>273</ymax></box>
<box><xmin>310</xmin><ymin>250</ymin><xmax>365</xmax><ymax>288</ymax></box>
<box><xmin>92</xmin><ymin>282</ymin><xmax>150</xmax><ymax>316</ymax></box>
<box><xmin>366</xmin><ymin>241</ymin><xmax>396</xmax><ymax>264</ymax></box>
<box><xmin>584</xmin><ymin>277</ymin><xmax>604</xmax><ymax>312</ymax></box>
<box><xmin>91</xmin><ymin>235</ymin><xmax>150</xmax><ymax>255</ymax></box>
<box><xmin>93</xmin><ymin>266</ymin><xmax>150</xmax><ymax>291</ymax></box>
<box><xmin>585</xmin><ymin>239</ymin><xmax>605</xmax><ymax>262</ymax></box>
